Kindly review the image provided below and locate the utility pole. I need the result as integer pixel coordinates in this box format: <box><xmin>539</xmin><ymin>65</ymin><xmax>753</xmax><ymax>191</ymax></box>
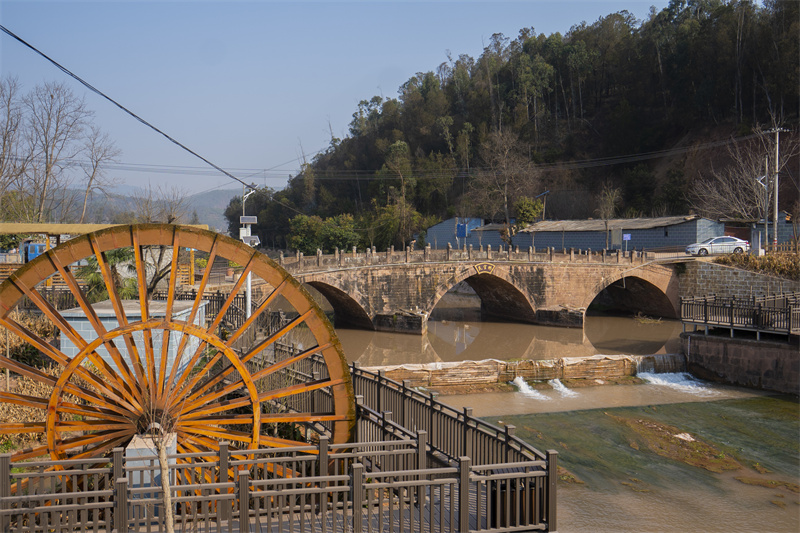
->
<box><xmin>770</xmin><ymin>127</ymin><xmax>788</xmax><ymax>250</ymax></box>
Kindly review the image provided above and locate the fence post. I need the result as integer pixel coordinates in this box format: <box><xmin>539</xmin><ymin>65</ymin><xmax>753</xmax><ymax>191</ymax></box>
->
<box><xmin>417</xmin><ymin>429</ymin><xmax>428</xmax><ymax>510</ymax></box>
<box><xmin>381</xmin><ymin>411</ymin><xmax>393</xmax><ymax>442</ymax></box>
<box><xmin>463</xmin><ymin>407</ymin><xmax>474</xmax><ymax>459</ymax></box>
<box><xmin>459</xmin><ymin>456</ymin><xmax>471</xmax><ymax>533</ymax></box>
<box><xmin>351</xmin><ymin>463</ymin><xmax>364</xmax><ymax>533</ymax></box>
<box><xmin>402</xmin><ymin>380</ymin><xmax>411</xmax><ymax>429</ymax></box>
<box><xmin>318</xmin><ymin>437</ymin><xmax>329</xmax><ymax>514</ymax></box>
<box><xmin>113</xmin><ymin>447</ymin><xmax>124</xmax><ymax>482</ymax></box>
<box><xmin>114</xmin><ymin>477</ymin><xmax>129</xmax><ymax>533</ymax></box>
<box><xmin>238</xmin><ymin>470</ymin><xmax>250</xmax><ymax>533</ymax></box>
<box><xmin>547</xmin><ymin>450</ymin><xmax>558</xmax><ymax>532</ymax></box>
<box><xmin>355</xmin><ymin>395</ymin><xmax>364</xmax><ymax>443</ymax></box>
<box><xmin>377</xmin><ymin>370</ymin><xmax>385</xmax><ymax>413</ymax></box>
<box><xmin>0</xmin><ymin>454</ymin><xmax>9</xmax><ymax>532</ymax></box>
<box><xmin>218</xmin><ymin>442</ymin><xmax>231</xmax><ymax>523</ymax></box>
<box><xmin>504</xmin><ymin>425</ymin><xmax>516</xmax><ymax>463</ymax></box>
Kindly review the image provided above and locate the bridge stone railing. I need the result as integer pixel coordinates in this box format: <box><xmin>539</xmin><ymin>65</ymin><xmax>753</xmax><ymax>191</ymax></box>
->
<box><xmin>279</xmin><ymin>244</ymin><xmax>652</xmax><ymax>274</ymax></box>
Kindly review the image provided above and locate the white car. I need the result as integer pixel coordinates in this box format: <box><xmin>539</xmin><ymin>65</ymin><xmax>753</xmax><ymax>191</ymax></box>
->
<box><xmin>686</xmin><ymin>236</ymin><xmax>750</xmax><ymax>256</ymax></box>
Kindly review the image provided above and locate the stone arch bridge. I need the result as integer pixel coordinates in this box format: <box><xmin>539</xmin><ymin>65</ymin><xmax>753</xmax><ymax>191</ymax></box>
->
<box><xmin>279</xmin><ymin>246</ymin><xmax>685</xmax><ymax>335</ymax></box>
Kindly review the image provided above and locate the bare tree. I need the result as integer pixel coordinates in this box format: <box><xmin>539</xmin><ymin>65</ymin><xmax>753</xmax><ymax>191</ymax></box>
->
<box><xmin>132</xmin><ymin>184</ymin><xmax>191</xmax><ymax>295</ymax></box>
<box><xmin>689</xmin><ymin>127</ymin><xmax>799</xmax><ymax>223</ymax></box>
<box><xmin>79</xmin><ymin>126</ymin><xmax>120</xmax><ymax>223</ymax></box>
<box><xmin>23</xmin><ymin>81</ymin><xmax>90</xmax><ymax>222</ymax></box>
<box><xmin>596</xmin><ymin>181</ymin><xmax>622</xmax><ymax>248</ymax></box>
<box><xmin>0</xmin><ymin>77</ymin><xmax>26</xmax><ymax>218</ymax></box>
<box><xmin>470</xmin><ymin>130</ymin><xmax>538</xmax><ymax>229</ymax></box>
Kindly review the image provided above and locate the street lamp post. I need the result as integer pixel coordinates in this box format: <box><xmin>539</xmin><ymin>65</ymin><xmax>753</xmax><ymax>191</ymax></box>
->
<box><xmin>241</xmin><ymin>186</ymin><xmax>259</xmax><ymax>319</ymax></box>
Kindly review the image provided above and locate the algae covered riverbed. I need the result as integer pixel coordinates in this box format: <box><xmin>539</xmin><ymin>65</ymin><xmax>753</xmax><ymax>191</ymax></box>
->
<box><xmin>482</xmin><ymin>394</ymin><xmax>799</xmax><ymax>533</ymax></box>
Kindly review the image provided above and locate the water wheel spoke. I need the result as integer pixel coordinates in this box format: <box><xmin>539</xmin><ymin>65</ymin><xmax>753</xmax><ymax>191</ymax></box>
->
<box><xmin>179</xmin><ymin>414</ymin><xmax>254</xmax><ymax>424</ymax></box>
<box><xmin>55</xmin><ymin>420</ymin><xmax>136</xmax><ymax>433</ymax></box>
<box><xmin>0</xmin><ymin>353</ymin><xmax>136</xmax><ymax>417</ymax></box>
<box><xmin>177</xmin><ymin>425</ymin><xmax>261</xmax><ymax>447</ymax></box>
<box><xmin>0</xmin><ymin>422</ymin><xmax>46</xmax><ymax>434</ymax></box>
<box><xmin>156</xmin><ymin>230</ymin><xmax>182</xmax><ymax>402</ymax></box>
<box><xmin>176</xmin><ymin>313</ymin><xmax>318</xmax><ymax>410</ymax></box>
<box><xmin>257</xmin><ymin>378</ymin><xmax>343</xmax><ymax>403</ymax></box>
<box><xmin>0</xmin><ymin>305</ymin><xmax>138</xmax><ymax>409</ymax></box>
<box><xmin>56</xmin><ymin>429</ymin><xmax>134</xmax><ymax>455</ymax></box>
<box><xmin>182</xmin><ymin>343</ymin><xmax>328</xmax><ymax>414</ymax></box>
<box><xmin>132</xmin><ymin>229</ymin><xmax>158</xmax><ymax>407</ymax></box>
<box><xmin>239</xmin><ymin>310</ymin><xmax>314</xmax><ymax>362</ymax></box>
<box><xmin>224</xmin><ymin>279</ymin><xmax>288</xmax><ymax>346</ymax></box>
<box><xmin>70</xmin><ymin>435</ymin><xmax>132</xmax><ymax>460</ymax></box>
<box><xmin>50</xmin><ymin>254</ymin><xmax>150</xmax><ymax>401</ymax></box>
<box><xmin>260</xmin><ymin>413</ymin><xmax>345</xmax><ymax>424</ymax></box>
<box><xmin>89</xmin><ymin>236</ymin><xmax>142</xmax><ymax>403</ymax></box>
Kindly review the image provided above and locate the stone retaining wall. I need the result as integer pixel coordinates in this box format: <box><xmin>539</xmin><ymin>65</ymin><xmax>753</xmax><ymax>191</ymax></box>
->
<box><xmin>682</xmin><ymin>332</ymin><xmax>799</xmax><ymax>394</ymax></box>
<box><xmin>679</xmin><ymin>261</ymin><xmax>800</xmax><ymax>299</ymax></box>
<box><xmin>369</xmin><ymin>353</ymin><xmax>686</xmax><ymax>389</ymax></box>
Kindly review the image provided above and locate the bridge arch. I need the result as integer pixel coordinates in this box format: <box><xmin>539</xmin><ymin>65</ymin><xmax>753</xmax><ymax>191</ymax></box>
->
<box><xmin>584</xmin><ymin>265</ymin><xmax>680</xmax><ymax>319</ymax></box>
<box><xmin>429</xmin><ymin>265</ymin><xmax>538</xmax><ymax>324</ymax></box>
<box><xmin>303</xmin><ymin>280</ymin><xmax>374</xmax><ymax>330</ymax></box>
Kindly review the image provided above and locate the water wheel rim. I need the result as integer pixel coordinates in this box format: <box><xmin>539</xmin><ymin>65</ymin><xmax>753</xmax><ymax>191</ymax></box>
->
<box><xmin>0</xmin><ymin>223</ymin><xmax>355</xmax><ymax>466</ymax></box>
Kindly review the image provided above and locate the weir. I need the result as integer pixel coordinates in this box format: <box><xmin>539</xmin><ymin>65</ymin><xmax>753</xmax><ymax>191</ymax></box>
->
<box><xmin>367</xmin><ymin>352</ymin><xmax>687</xmax><ymax>390</ymax></box>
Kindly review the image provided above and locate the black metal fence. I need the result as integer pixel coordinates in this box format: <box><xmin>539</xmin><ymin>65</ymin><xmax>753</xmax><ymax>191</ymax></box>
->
<box><xmin>681</xmin><ymin>292</ymin><xmax>800</xmax><ymax>337</ymax></box>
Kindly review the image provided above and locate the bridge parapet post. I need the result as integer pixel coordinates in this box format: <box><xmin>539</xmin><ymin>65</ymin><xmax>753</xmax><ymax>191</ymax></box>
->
<box><xmin>569</xmin><ymin>248</ymin><xmax>574</xmax><ymax>262</ymax></box>
<box><xmin>468</xmin><ymin>244</ymin><xmax>473</xmax><ymax>260</ymax></box>
<box><xmin>405</xmin><ymin>246</ymin><xmax>410</xmax><ymax>263</ymax></box>
<box><xmin>279</xmin><ymin>251</ymin><xmax>284</xmax><ymax>266</ymax></box>
<box><xmin>549</xmin><ymin>247</ymin><xmax>554</xmax><ymax>262</ymax></box>
<box><xmin>447</xmin><ymin>243</ymin><xmax>452</xmax><ymax>261</ymax></box>
<box><xmin>528</xmin><ymin>246</ymin><xmax>533</xmax><ymax>262</ymax></box>
<box><xmin>296</xmin><ymin>249</ymin><xmax>301</xmax><ymax>264</ymax></box>
<box><xmin>616</xmin><ymin>250</ymin><xmax>621</xmax><ymax>263</ymax></box>
<box><xmin>601</xmin><ymin>249</ymin><xmax>606</xmax><ymax>263</ymax></box>
<box><xmin>317</xmin><ymin>249</ymin><xmax>322</xmax><ymax>267</ymax></box>
<box><xmin>487</xmin><ymin>244</ymin><xmax>492</xmax><ymax>260</ymax></box>
<box><xmin>424</xmin><ymin>244</ymin><xmax>431</xmax><ymax>262</ymax></box>
<box><xmin>299</xmin><ymin>252</ymin><xmax>304</xmax><ymax>267</ymax></box>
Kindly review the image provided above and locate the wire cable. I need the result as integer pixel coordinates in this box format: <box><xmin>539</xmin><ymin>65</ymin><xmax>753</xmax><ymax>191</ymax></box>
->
<box><xmin>0</xmin><ymin>24</ymin><xmax>256</xmax><ymax>192</ymax></box>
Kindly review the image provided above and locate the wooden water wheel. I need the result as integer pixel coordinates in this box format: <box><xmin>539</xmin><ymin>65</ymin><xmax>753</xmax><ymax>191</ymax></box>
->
<box><xmin>0</xmin><ymin>224</ymin><xmax>355</xmax><ymax>466</ymax></box>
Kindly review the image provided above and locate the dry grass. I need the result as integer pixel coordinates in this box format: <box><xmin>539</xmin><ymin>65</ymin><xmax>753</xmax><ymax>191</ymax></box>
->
<box><xmin>714</xmin><ymin>253</ymin><xmax>800</xmax><ymax>281</ymax></box>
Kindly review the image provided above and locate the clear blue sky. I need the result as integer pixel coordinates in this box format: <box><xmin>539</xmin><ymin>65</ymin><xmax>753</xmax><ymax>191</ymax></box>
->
<box><xmin>1</xmin><ymin>0</ymin><xmax>667</xmax><ymax>195</ymax></box>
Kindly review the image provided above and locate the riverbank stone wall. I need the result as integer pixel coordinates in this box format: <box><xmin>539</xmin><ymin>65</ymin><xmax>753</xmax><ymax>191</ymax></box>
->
<box><xmin>682</xmin><ymin>332</ymin><xmax>799</xmax><ymax>394</ymax></box>
<box><xmin>678</xmin><ymin>261</ymin><xmax>800</xmax><ymax>299</ymax></box>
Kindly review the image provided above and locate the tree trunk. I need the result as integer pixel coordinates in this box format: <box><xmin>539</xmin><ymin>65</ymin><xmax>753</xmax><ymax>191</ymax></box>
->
<box><xmin>156</xmin><ymin>440</ymin><xmax>175</xmax><ymax>533</ymax></box>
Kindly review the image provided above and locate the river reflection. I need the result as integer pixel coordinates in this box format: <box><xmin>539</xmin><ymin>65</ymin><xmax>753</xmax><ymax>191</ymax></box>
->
<box><xmin>335</xmin><ymin>293</ymin><xmax>683</xmax><ymax>366</ymax></box>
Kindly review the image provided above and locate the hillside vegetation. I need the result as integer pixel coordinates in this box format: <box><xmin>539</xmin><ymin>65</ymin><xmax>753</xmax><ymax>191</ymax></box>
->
<box><xmin>225</xmin><ymin>0</ymin><xmax>799</xmax><ymax>252</ymax></box>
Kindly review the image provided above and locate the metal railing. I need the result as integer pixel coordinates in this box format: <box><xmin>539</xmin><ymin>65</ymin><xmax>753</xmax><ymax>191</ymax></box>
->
<box><xmin>681</xmin><ymin>293</ymin><xmax>800</xmax><ymax>337</ymax></box>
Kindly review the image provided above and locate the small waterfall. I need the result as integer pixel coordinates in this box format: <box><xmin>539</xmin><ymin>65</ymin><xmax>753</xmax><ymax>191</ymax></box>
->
<box><xmin>638</xmin><ymin>372</ymin><xmax>720</xmax><ymax>397</ymax></box>
<box><xmin>511</xmin><ymin>376</ymin><xmax>550</xmax><ymax>400</ymax></box>
<box><xmin>549</xmin><ymin>378</ymin><xmax>579</xmax><ymax>398</ymax></box>
<box><xmin>635</xmin><ymin>354</ymin><xmax>686</xmax><ymax>374</ymax></box>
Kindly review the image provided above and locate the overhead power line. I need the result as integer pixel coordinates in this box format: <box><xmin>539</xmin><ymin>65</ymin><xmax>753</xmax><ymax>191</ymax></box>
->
<box><xmin>0</xmin><ymin>24</ymin><xmax>256</xmax><ymax>192</ymax></box>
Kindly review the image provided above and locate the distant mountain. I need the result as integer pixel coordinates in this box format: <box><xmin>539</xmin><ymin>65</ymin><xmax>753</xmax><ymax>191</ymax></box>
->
<box><xmin>186</xmin><ymin>189</ymin><xmax>239</xmax><ymax>233</ymax></box>
<box><xmin>79</xmin><ymin>188</ymin><xmax>240</xmax><ymax>234</ymax></box>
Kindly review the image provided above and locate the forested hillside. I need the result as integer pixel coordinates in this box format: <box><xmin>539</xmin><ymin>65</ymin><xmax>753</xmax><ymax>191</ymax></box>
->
<box><xmin>226</xmin><ymin>0</ymin><xmax>799</xmax><ymax>252</ymax></box>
